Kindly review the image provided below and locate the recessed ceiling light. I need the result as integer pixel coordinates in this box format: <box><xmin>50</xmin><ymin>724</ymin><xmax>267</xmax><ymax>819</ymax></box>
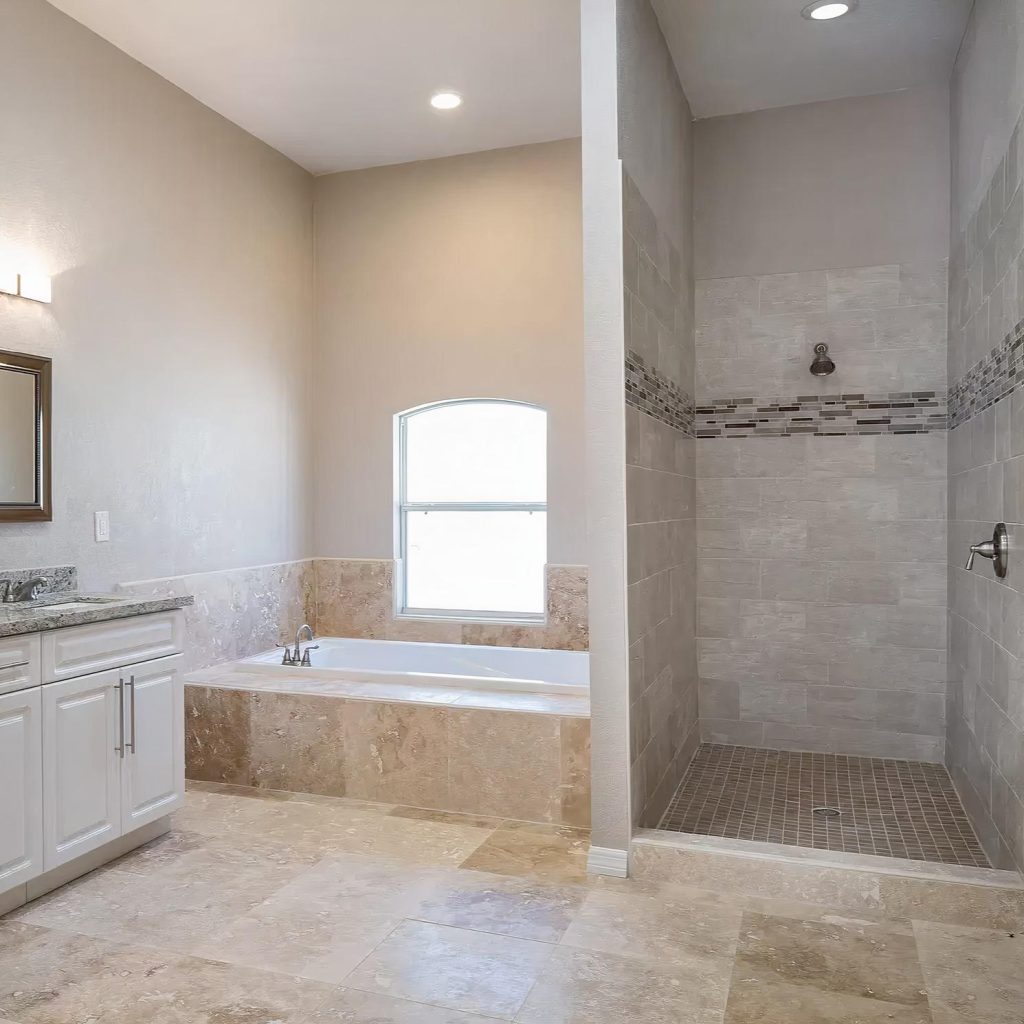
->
<box><xmin>430</xmin><ymin>91</ymin><xmax>463</xmax><ymax>111</ymax></box>
<box><xmin>801</xmin><ymin>0</ymin><xmax>856</xmax><ymax>20</ymax></box>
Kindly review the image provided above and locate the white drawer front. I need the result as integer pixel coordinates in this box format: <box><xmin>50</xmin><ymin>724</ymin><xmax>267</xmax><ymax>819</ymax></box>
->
<box><xmin>0</xmin><ymin>634</ymin><xmax>41</xmax><ymax>696</ymax></box>
<box><xmin>42</xmin><ymin>612</ymin><xmax>184</xmax><ymax>682</ymax></box>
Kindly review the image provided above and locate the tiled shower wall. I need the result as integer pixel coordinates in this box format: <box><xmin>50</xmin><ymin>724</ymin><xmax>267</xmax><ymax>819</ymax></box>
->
<box><xmin>695</xmin><ymin>265</ymin><xmax>949</xmax><ymax>761</ymax></box>
<box><xmin>946</xmin><ymin>104</ymin><xmax>1024</xmax><ymax>871</ymax></box>
<box><xmin>623</xmin><ymin>175</ymin><xmax>698</xmax><ymax>827</ymax></box>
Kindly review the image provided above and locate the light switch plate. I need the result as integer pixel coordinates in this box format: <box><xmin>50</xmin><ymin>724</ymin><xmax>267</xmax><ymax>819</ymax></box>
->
<box><xmin>94</xmin><ymin>511</ymin><xmax>110</xmax><ymax>543</ymax></box>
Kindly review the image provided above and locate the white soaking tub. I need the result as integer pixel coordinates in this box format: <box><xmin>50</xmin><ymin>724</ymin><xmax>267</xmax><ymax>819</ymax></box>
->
<box><xmin>238</xmin><ymin>636</ymin><xmax>589</xmax><ymax>697</ymax></box>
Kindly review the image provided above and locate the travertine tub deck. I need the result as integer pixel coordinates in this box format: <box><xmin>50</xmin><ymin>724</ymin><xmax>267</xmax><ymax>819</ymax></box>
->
<box><xmin>185</xmin><ymin>665</ymin><xmax>591</xmax><ymax>828</ymax></box>
<box><xmin>1</xmin><ymin>782</ymin><xmax>1021</xmax><ymax>1024</ymax></box>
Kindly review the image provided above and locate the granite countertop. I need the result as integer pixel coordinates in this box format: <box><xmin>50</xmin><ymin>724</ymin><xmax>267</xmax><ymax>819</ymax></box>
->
<box><xmin>0</xmin><ymin>593</ymin><xmax>194</xmax><ymax>638</ymax></box>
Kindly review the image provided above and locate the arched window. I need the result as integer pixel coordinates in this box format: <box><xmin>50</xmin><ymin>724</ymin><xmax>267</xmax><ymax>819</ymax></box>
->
<box><xmin>396</xmin><ymin>399</ymin><xmax>547</xmax><ymax>619</ymax></box>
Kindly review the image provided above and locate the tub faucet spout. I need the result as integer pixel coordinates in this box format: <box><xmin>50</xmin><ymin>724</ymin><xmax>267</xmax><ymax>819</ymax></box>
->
<box><xmin>295</xmin><ymin>624</ymin><xmax>319</xmax><ymax>667</ymax></box>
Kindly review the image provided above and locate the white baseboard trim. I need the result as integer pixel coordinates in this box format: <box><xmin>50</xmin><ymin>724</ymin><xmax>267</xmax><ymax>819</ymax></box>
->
<box><xmin>587</xmin><ymin>845</ymin><xmax>629</xmax><ymax>878</ymax></box>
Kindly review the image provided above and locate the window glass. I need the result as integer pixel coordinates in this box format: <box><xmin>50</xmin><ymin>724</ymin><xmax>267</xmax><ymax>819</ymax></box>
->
<box><xmin>398</xmin><ymin>400</ymin><xmax>548</xmax><ymax>618</ymax></box>
<box><xmin>404</xmin><ymin>402</ymin><xmax>546</xmax><ymax>504</ymax></box>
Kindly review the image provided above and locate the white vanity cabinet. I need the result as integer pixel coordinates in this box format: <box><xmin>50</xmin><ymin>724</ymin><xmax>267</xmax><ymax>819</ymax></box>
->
<box><xmin>42</xmin><ymin>668</ymin><xmax>124</xmax><ymax>868</ymax></box>
<box><xmin>0</xmin><ymin>686</ymin><xmax>43</xmax><ymax>891</ymax></box>
<box><xmin>0</xmin><ymin>609</ymin><xmax>186</xmax><ymax>898</ymax></box>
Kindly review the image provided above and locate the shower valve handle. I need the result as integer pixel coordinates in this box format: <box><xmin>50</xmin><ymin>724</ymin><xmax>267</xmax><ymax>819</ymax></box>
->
<box><xmin>965</xmin><ymin>541</ymin><xmax>994</xmax><ymax>571</ymax></box>
<box><xmin>965</xmin><ymin>523</ymin><xmax>1009</xmax><ymax>578</ymax></box>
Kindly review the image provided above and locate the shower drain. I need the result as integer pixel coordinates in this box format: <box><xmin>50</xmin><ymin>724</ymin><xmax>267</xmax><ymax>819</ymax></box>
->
<box><xmin>812</xmin><ymin>806</ymin><xmax>842</xmax><ymax>819</ymax></box>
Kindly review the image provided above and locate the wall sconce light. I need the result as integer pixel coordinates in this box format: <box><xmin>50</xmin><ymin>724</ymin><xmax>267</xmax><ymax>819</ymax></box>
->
<box><xmin>0</xmin><ymin>268</ymin><xmax>52</xmax><ymax>304</ymax></box>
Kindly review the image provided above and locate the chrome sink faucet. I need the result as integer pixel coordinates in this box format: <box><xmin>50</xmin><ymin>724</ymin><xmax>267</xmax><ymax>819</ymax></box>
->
<box><xmin>278</xmin><ymin>624</ymin><xmax>319</xmax><ymax>666</ymax></box>
<box><xmin>1</xmin><ymin>575</ymin><xmax>49</xmax><ymax>603</ymax></box>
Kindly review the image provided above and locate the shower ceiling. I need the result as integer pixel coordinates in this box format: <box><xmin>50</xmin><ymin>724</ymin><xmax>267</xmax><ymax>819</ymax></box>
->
<box><xmin>652</xmin><ymin>0</ymin><xmax>973</xmax><ymax>117</ymax></box>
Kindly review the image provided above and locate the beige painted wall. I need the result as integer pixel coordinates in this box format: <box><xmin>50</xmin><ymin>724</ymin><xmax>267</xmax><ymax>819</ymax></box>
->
<box><xmin>695</xmin><ymin>87</ymin><xmax>950</xmax><ymax>280</ymax></box>
<box><xmin>313</xmin><ymin>139</ymin><xmax>585</xmax><ymax>565</ymax></box>
<box><xmin>0</xmin><ymin>0</ymin><xmax>315</xmax><ymax>589</ymax></box>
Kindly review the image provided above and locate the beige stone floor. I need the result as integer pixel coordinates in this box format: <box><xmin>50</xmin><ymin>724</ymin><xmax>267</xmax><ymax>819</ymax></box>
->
<box><xmin>1</xmin><ymin>783</ymin><xmax>1021</xmax><ymax>1024</ymax></box>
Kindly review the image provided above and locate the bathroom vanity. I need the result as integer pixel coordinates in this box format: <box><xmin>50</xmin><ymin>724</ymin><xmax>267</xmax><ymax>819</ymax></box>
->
<box><xmin>0</xmin><ymin>591</ymin><xmax>192</xmax><ymax>913</ymax></box>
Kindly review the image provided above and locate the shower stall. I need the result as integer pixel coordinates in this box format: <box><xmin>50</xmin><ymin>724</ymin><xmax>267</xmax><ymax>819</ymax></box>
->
<box><xmin>602</xmin><ymin>0</ymin><xmax>1023</xmax><ymax>878</ymax></box>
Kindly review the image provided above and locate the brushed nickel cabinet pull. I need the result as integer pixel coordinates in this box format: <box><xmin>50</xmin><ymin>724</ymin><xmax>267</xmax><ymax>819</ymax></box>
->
<box><xmin>127</xmin><ymin>675</ymin><xmax>137</xmax><ymax>754</ymax></box>
<box><xmin>115</xmin><ymin>677</ymin><xmax>125</xmax><ymax>758</ymax></box>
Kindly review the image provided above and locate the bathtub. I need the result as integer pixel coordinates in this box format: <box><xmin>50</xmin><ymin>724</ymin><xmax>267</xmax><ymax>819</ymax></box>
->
<box><xmin>238</xmin><ymin>636</ymin><xmax>589</xmax><ymax>697</ymax></box>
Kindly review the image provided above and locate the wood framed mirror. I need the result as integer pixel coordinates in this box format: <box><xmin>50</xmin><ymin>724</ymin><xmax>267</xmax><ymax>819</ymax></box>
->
<box><xmin>0</xmin><ymin>349</ymin><xmax>52</xmax><ymax>522</ymax></box>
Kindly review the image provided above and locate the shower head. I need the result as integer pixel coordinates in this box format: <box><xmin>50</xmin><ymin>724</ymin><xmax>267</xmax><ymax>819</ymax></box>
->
<box><xmin>810</xmin><ymin>343</ymin><xmax>836</xmax><ymax>377</ymax></box>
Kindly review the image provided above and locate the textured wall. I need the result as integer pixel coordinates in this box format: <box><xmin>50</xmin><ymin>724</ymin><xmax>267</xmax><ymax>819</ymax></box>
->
<box><xmin>946</xmin><ymin>0</ymin><xmax>1024</xmax><ymax>872</ymax></box>
<box><xmin>618</xmin><ymin>0</ymin><xmax>698</xmax><ymax>828</ymax></box>
<box><xmin>695</xmin><ymin>88</ymin><xmax>950</xmax><ymax>280</ymax></box>
<box><xmin>312</xmin><ymin>140</ymin><xmax>585</xmax><ymax>565</ymax></box>
<box><xmin>694</xmin><ymin>92</ymin><xmax>950</xmax><ymax>763</ymax></box>
<box><xmin>0</xmin><ymin>0</ymin><xmax>315</xmax><ymax>590</ymax></box>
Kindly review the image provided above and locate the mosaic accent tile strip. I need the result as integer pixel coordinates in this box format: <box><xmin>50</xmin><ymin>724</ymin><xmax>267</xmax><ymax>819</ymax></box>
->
<box><xmin>658</xmin><ymin>744</ymin><xmax>990</xmax><ymax>868</ymax></box>
<box><xmin>696</xmin><ymin>391</ymin><xmax>948</xmax><ymax>438</ymax></box>
<box><xmin>949</xmin><ymin>318</ymin><xmax>1024</xmax><ymax>429</ymax></box>
<box><xmin>625</xmin><ymin>349</ymin><xmax>695</xmax><ymax>436</ymax></box>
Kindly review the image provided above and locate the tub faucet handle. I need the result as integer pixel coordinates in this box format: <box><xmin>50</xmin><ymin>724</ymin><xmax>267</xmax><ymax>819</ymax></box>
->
<box><xmin>300</xmin><ymin>644</ymin><xmax>319</xmax><ymax>667</ymax></box>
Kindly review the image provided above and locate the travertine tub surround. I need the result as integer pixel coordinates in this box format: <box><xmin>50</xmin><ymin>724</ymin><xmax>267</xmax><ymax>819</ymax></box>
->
<box><xmin>118</xmin><ymin>560</ymin><xmax>314</xmax><ymax>672</ymax></box>
<box><xmin>116</xmin><ymin>558</ymin><xmax>589</xmax><ymax>673</ymax></box>
<box><xmin>312</xmin><ymin>559</ymin><xmax>588</xmax><ymax>651</ymax></box>
<box><xmin>185</xmin><ymin>683</ymin><xmax>591</xmax><ymax>828</ymax></box>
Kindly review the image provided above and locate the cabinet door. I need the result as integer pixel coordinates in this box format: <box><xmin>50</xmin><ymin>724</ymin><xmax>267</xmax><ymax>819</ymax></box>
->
<box><xmin>42</xmin><ymin>669</ymin><xmax>123</xmax><ymax>870</ymax></box>
<box><xmin>121</xmin><ymin>655</ymin><xmax>184</xmax><ymax>832</ymax></box>
<box><xmin>0</xmin><ymin>688</ymin><xmax>43</xmax><ymax>891</ymax></box>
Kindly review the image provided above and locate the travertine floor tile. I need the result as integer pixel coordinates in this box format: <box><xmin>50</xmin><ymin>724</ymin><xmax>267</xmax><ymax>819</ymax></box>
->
<box><xmin>723</xmin><ymin>976</ymin><xmax>933</xmax><ymax>1024</ymax></box>
<box><xmin>237</xmin><ymin>798</ymin><xmax>491</xmax><ymax>866</ymax></box>
<box><xmin>728</xmin><ymin>912</ymin><xmax>931</xmax><ymax>1014</ymax></box>
<box><xmin>459</xmin><ymin>822</ymin><xmax>590</xmax><ymax>883</ymax></box>
<box><xmin>193</xmin><ymin>898</ymin><xmax>403</xmax><ymax>983</ymax></box>
<box><xmin>914</xmin><ymin>921</ymin><xmax>1024</xmax><ymax>1023</ymax></box>
<box><xmin>11</xmin><ymin>838</ymin><xmax>308</xmax><ymax>954</ymax></box>
<box><xmin>518</xmin><ymin>945</ymin><xmax>731</xmax><ymax>1023</ymax></box>
<box><xmin>0</xmin><ymin>921</ymin><xmax>332</xmax><ymax>1024</ymax></box>
<box><xmin>308</xmin><ymin>988</ymin><xmax>496</xmax><ymax>1022</ymax></box>
<box><xmin>3</xmin><ymin>788</ymin><xmax>1015</xmax><ymax>1024</ymax></box>
<box><xmin>561</xmin><ymin>887</ymin><xmax>742</xmax><ymax>966</ymax></box>
<box><xmin>343</xmin><ymin>919</ymin><xmax>553</xmax><ymax>1020</ymax></box>
<box><xmin>412</xmin><ymin>869</ymin><xmax>586</xmax><ymax>942</ymax></box>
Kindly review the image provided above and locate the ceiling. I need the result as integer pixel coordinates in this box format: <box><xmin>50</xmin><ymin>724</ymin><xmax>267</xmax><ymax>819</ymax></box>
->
<box><xmin>47</xmin><ymin>0</ymin><xmax>581</xmax><ymax>175</ymax></box>
<box><xmin>651</xmin><ymin>0</ymin><xmax>974</xmax><ymax>118</ymax></box>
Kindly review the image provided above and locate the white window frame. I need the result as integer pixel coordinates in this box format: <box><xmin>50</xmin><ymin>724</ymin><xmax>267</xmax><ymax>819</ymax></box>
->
<box><xmin>395</xmin><ymin>398</ymin><xmax>547</xmax><ymax>623</ymax></box>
